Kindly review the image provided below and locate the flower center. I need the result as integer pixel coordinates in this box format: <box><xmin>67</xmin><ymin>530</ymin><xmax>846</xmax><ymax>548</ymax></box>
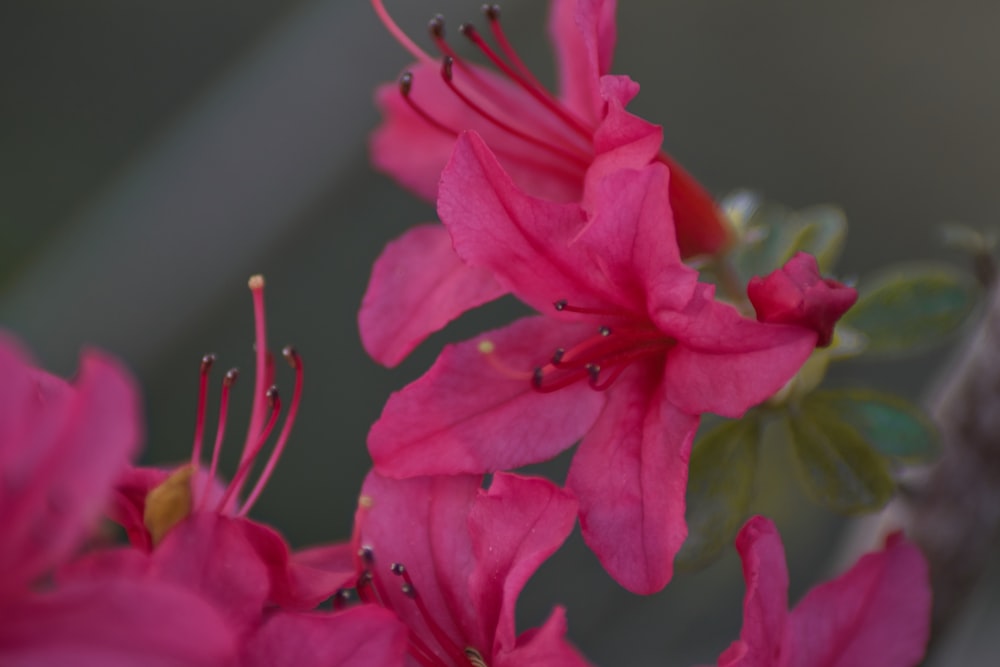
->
<box><xmin>531</xmin><ymin>300</ymin><xmax>675</xmax><ymax>393</ymax></box>
<box><xmin>353</xmin><ymin>546</ymin><xmax>489</xmax><ymax>667</ymax></box>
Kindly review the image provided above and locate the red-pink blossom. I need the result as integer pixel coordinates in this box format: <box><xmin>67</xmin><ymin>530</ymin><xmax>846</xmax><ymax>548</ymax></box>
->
<box><xmin>713</xmin><ymin>516</ymin><xmax>930</xmax><ymax>667</ymax></box>
<box><xmin>351</xmin><ymin>470</ymin><xmax>592</xmax><ymax>667</ymax></box>
<box><xmin>366</xmin><ymin>132</ymin><xmax>817</xmax><ymax>593</ymax></box>
<box><xmin>747</xmin><ymin>252</ymin><xmax>858</xmax><ymax>347</ymax></box>
<box><xmin>0</xmin><ymin>333</ymin><xmax>238</xmax><ymax>665</ymax></box>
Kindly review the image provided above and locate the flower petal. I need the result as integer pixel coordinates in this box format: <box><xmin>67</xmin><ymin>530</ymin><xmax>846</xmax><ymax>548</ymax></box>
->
<box><xmin>359</xmin><ymin>224</ymin><xmax>505</xmax><ymax>367</ymax></box>
<box><xmin>468</xmin><ymin>473</ymin><xmax>578</xmax><ymax>654</ymax></box>
<box><xmin>498</xmin><ymin>607</ymin><xmax>594</xmax><ymax>667</ymax></box>
<box><xmin>369</xmin><ymin>316</ymin><xmax>605</xmax><ymax>477</ymax></box>
<box><xmin>242</xmin><ymin>607</ymin><xmax>407</xmax><ymax>667</ymax></box>
<box><xmin>0</xmin><ymin>577</ymin><xmax>237</xmax><ymax>666</ymax></box>
<box><xmin>549</xmin><ymin>0</ymin><xmax>618</xmax><ymax>123</ymax></box>
<box><xmin>567</xmin><ymin>364</ymin><xmax>698</xmax><ymax>594</ymax></box>
<box><xmin>784</xmin><ymin>533</ymin><xmax>930</xmax><ymax>667</ymax></box>
<box><xmin>0</xmin><ymin>338</ymin><xmax>142</xmax><ymax>594</ymax></box>
<box><xmin>717</xmin><ymin>516</ymin><xmax>790</xmax><ymax>667</ymax></box>
<box><xmin>658</xmin><ymin>285</ymin><xmax>817</xmax><ymax>417</ymax></box>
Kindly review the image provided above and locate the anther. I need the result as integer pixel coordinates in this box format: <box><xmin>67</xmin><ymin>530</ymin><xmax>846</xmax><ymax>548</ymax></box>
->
<box><xmin>532</xmin><ymin>367</ymin><xmax>544</xmax><ymax>388</ymax></box>
<box><xmin>551</xmin><ymin>348</ymin><xmax>565</xmax><ymax>364</ymax></box>
<box><xmin>441</xmin><ymin>56</ymin><xmax>455</xmax><ymax>82</ymax></box>
<box><xmin>390</xmin><ymin>563</ymin><xmax>406</xmax><ymax>575</ymax></box>
<box><xmin>586</xmin><ymin>364</ymin><xmax>601</xmax><ymax>383</ymax></box>
<box><xmin>482</xmin><ymin>3</ymin><xmax>500</xmax><ymax>21</ymax></box>
<box><xmin>554</xmin><ymin>299</ymin><xmax>567</xmax><ymax>311</ymax></box>
<box><xmin>399</xmin><ymin>71</ymin><xmax>414</xmax><ymax>96</ymax></box>
<box><xmin>200</xmin><ymin>354</ymin><xmax>217</xmax><ymax>374</ymax></box>
<box><xmin>428</xmin><ymin>14</ymin><xmax>445</xmax><ymax>38</ymax></box>
<box><xmin>599</xmin><ymin>326</ymin><xmax>611</xmax><ymax>337</ymax></box>
<box><xmin>401</xmin><ymin>582</ymin><xmax>417</xmax><ymax>598</ymax></box>
<box><xmin>282</xmin><ymin>345</ymin><xmax>300</xmax><ymax>369</ymax></box>
<box><xmin>265</xmin><ymin>385</ymin><xmax>279</xmax><ymax>408</ymax></box>
<box><xmin>359</xmin><ymin>546</ymin><xmax>376</xmax><ymax>566</ymax></box>
<box><xmin>224</xmin><ymin>368</ymin><xmax>239</xmax><ymax>386</ymax></box>
<box><xmin>458</xmin><ymin>22</ymin><xmax>477</xmax><ymax>38</ymax></box>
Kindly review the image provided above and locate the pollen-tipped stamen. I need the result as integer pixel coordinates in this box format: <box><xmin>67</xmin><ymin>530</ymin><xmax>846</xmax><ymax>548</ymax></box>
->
<box><xmin>482</xmin><ymin>3</ymin><xmax>550</xmax><ymax>101</ymax></box>
<box><xmin>198</xmin><ymin>367</ymin><xmax>239</xmax><ymax>511</ymax></box>
<box><xmin>216</xmin><ymin>385</ymin><xmax>281</xmax><ymax>513</ymax></box>
<box><xmin>190</xmin><ymin>354</ymin><xmax>216</xmax><ymax>467</ymax></box>
<box><xmin>391</xmin><ymin>563</ymin><xmax>471</xmax><ymax>667</ymax></box>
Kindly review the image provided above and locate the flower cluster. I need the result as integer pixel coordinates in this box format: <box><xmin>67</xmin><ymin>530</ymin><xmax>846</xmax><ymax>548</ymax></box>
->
<box><xmin>0</xmin><ymin>0</ymin><xmax>935</xmax><ymax>665</ymax></box>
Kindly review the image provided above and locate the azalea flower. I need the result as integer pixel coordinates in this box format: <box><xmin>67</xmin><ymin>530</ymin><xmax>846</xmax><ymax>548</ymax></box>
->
<box><xmin>109</xmin><ymin>276</ymin><xmax>353</xmax><ymax>632</ymax></box>
<box><xmin>367</xmin><ymin>132</ymin><xmax>820</xmax><ymax>593</ymax></box>
<box><xmin>361</xmin><ymin>0</ymin><xmax>729</xmax><ymax>366</ymax></box>
<box><xmin>0</xmin><ymin>332</ymin><xmax>238</xmax><ymax>665</ymax></box>
<box><xmin>747</xmin><ymin>252</ymin><xmax>857</xmax><ymax>347</ymax></box>
<box><xmin>350</xmin><ymin>470</ymin><xmax>592</xmax><ymax>667</ymax></box>
<box><xmin>711</xmin><ymin>516</ymin><xmax>930</xmax><ymax>667</ymax></box>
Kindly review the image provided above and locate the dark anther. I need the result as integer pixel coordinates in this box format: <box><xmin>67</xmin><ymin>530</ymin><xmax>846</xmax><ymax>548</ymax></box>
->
<box><xmin>265</xmin><ymin>385</ymin><xmax>280</xmax><ymax>407</ymax></box>
<box><xmin>358</xmin><ymin>546</ymin><xmax>375</xmax><ymax>565</ymax></box>
<box><xmin>200</xmin><ymin>354</ymin><xmax>217</xmax><ymax>374</ymax></box>
<box><xmin>554</xmin><ymin>299</ymin><xmax>567</xmax><ymax>311</ymax></box>
<box><xmin>482</xmin><ymin>3</ymin><xmax>501</xmax><ymax>21</ymax></box>
<box><xmin>358</xmin><ymin>571</ymin><xmax>373</xmax><ymax>586</ymax></box>
<box><xmin>551</xmin><ymin>348</ymin><xmax>565</xmax><ymax>364</ymax></box>
<box><xmin>390</xmin><ymin>563</ymin><xmax>406</xmax><ymax>576</ymax></box>
<box><xmin>532</xmin><ymin>367</ymin><xmax>544</xmax><ymax>388</ymax></box>
<box><xmin>336</xmin><ymin>588</ymin><xmax>354</xmax><ymax>602</ymax></box>
<box><xmin>282</xmin><ymin>345</ymin><xmax>300</xmax><ymax>368</ymax></box>
<box><xmin>399</xmin><ymin>71</ymin><xmax>414</xmax><ymax>96</ymax></box>
<box><xmin>223</xmin><ymin>368</ymin><xmax>239</xmax><ymax>387</ymax></box>
<box><xmin>586</xmin><ymin>364</ymin><xmax>601</xmax><ymax>383</ymax></box>
<box><xmin>599</xmin><ymin>326</ymin><xmax>611</xmax><ymax>337</ymax></box>
<box><xmin>441</xmin><ymin>56</ymin><xmax>455</xmax><ymax>81</ymax></box>
<box><xmin>459</xmin><ymin>22</ymin><xmax>478</xmax><ymax>38</ymax></box>
<box><xmin>428</xmin><ymin>14</ymin><xmax>445</xmax><ymax>38</ymax></box>
<box><xmin>401</xmin><ymin>582</ymin><xmax>417</xmax><ymax>598</ymax></box>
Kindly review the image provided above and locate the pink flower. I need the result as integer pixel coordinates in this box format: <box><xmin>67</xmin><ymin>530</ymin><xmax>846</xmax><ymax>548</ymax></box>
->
<box><xmin>110</xmin><ymin>276</ymin><xmax>353</xmax><ymax>631</ymax></box>
<box><xmin>362</xmin><ymin>0</ymin><xmax>730</xmax><ymax>367</ymax></box>
<box><xmin>350</xmin><ymin>470</ymin><xmax>592</xmax><ymax>667</ymax></box>
<box><xmin>0</xmin><ymin>333</ymin><xmax>238</xmax><ymax>665</ymax></box>
<box><xmin>367</xmin><ymin>132</ymin><xmax>817</xmax><ymax>593</ymax></box>
<box><xmin>713</xmin><ymin>516</ymin><xmax>931</xmax><ymax>667</ymax></box>
<box><xmin>747</xmin><ymin>252</ymin><xmax>858</xmax><ymax>347</ymax></box>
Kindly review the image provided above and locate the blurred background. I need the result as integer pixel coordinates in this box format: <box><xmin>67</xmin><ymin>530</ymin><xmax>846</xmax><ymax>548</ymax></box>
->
<box><xmin>2</xmin><ymin>1</ymin><xmax>998</xmax><ymax>664</ymax></box>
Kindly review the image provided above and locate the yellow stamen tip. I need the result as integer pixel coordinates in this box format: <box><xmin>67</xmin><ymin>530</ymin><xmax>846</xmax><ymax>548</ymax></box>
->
<box><xmin>248</xmin><ymin>274</ymin><xmax>266</xmax><ymax>290</ymax></box>
<box><xmin>477</xmin><ymin>340</ymin><xmax>495</xmax><ymax>355</ymax></box>
<box><xmin>359</xmin><ymin>495</ymin><xmax>374</xmax><ymax>509</ymax></box>
<box><xmin>144</xmin><ymin>465</ymin><xmax>195</xmax><ymax>546</ymax></box>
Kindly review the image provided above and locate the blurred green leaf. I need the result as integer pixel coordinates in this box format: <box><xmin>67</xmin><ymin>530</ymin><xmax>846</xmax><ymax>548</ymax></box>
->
<box><xmin>787</xmin><ymin>408</ymin><xmax>895</xmax><ymax>514</ymax></box>
<box><xmin>792</xmin><ymin>205</ymin><xmax>847</xmax><ymax>272</ymax></box>
<box><xmin>677</xmin><ymin>417</ymin><xmax>760</xmax><ymax>570</ymax></box>
<box><xmin>842</xmin><ymin>262</ymin><xmax>979</xmax><ymax>356</ymax></box>
<box><xmin>806</xmin><ymin>390</ymin><xmax>938</xmax><ymax>463</ymax></box>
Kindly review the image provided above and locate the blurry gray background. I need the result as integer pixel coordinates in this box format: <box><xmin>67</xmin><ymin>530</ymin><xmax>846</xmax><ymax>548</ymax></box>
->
<box><xmin>2</xmin><ymin>1</ymin><xmax>997</xmax><ymax>664</ymax></box>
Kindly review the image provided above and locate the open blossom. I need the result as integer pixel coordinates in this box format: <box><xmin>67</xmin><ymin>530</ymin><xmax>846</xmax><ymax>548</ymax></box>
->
<box><xmin>361</xmin><ymin>0</ymin><xmax>729</xmax><ymax>367</ymax></box>
<box><xmin>0</xmin><ymin>333</ymin><xmax>237</xmax><ymax>665</ymax></box>
<box><xmin>350</xmin><ymin>470</ymin><xmax>592</xmax><ymax>667</ymax></box>
<box><xmin>367</xmin><ymin>132</ymin><xmax>818</xmax><ymax>593</ymax></box>
<box><xmin>712</xmin><ymin>516</ymin><xmax>930</xmax><ymax>667</ymax></box>
<box><xmin>747</xmin><ymin>252</ymin><xmax>857</xmax><ymax>347</ymax></box>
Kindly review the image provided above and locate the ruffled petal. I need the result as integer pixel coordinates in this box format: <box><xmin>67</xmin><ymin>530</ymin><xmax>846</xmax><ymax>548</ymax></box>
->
<box><xmin>549</xmin><ymin>0</ymin><xmax>618</xmax><ymax>122</ymax></box>
<box><xmin>658</xmin><ymin>285</ymin><xmax>817</xmax><ymax>417</ymax></box>
<box><xmin>585</xmin><ymin>76</ymin><xmax>662</xmax><ymax>188</ymax></box>
<box><xmin>784</xmin><ymin>533</ymin><xmax>930</xmax><ymax>667</ymax></box>
<box><xmin>468</xmin><ymin>473</ymin><xmax>578</xmax><ymax>654</ymax></box>
<box><xmin>0</xmin><ymin>338</ymin><xmax>142</xmax><ymax>594</ymax></box>
<box><xmin>242</xmin><ymin>607</ymin><xmax>407</xmax><ymax>667</ymax></box>
<box><xmin>567</xmin><ymin>364</ymin><xmax>698</xmax><ymax>594</ymax></box>
<box><xmin>0</xmin><ymin>577</ymin><xmax>237</xmax><ymax>667</ymax></box>
<box><xmin>359</xmin><ymin>224</ymin><xmax>505</xmax><ymax>367</ymax></box>
<box><xmin>717</xmin><ymin>516</ymin><xmax>790</xmax><ymax>667</ymax></box>
<box><xmin>369</xmin><ymin>316</ymin><xmax>605</xmax><ymax>477</ymax></box>
<box><xmin>498</xmin><ymin>607</ymin><xmax>594</xmax><ymax>667</ymax></box>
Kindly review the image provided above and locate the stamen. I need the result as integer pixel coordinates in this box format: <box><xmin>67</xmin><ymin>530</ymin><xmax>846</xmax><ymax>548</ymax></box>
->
<box><xmin>371</xmin><ymin>0</ymin><xmax>435</xmax><ymax>64</ymax></box>
<box><xmin>553</xmin><ymin>299</ymin><xmax>641</xmax><ymax>320</ymax></box>
<box><xmin>465</xmin><ymin>647</ymin><xmax>489</xmax><ymax>667</ymax></box>
<box><xmin>391</xmin><ymin>563</ymin><xmax>469</xmax><ymax>666</ymax></box>
<box><xmin>216</xmin><ymin>385</ymin><xmax>281</xmax><ymax>513</ymax></box>
<box><xmin>241</xmin><ymin>276</ymin><xmax>270</xmax><ymax>473</ymax></box>
<box><xmin>400</xmin><ymin>72</ymin><xmax>461</xmax><ymax>137</ymax></box>
<box><xmin>440</xmin><ymin>57</ymin><xmax>590</xmax><ymax>167</ymax></box>
<box><xmin>198</xmin><ymin>368</ymin><xmax>238</xmax><ymax>511</ymax></box>
<box><xmin>190</xmin><ymin>353</ymin><xmax>216</xmax><ymax>467</ymax></box>
<box><xmin>482</xmin><ymin>3</ymin><xmax>547</xmax><ymax>95</ymax></box>
<box><xmin>238</xmin><ymin>346</ymin><xmax>304</xmax><ymax>516</ymax></box>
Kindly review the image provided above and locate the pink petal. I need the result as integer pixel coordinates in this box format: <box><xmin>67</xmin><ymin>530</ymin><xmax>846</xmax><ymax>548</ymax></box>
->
<box><xmin>0</xmin><ymin>577</ymin><xmax>237</xmax><ymax>666</ymax></box>
<box><xmin>439</xmin><ymin>132</ymin><xmax>636</xmax><ymax>313</ymax></box>
<box><xmin>242</xmin><ymin>607</ymin><xmax>407</xmax><ymax>667</ymax></box>
<box><xmin>717</xmin><ymin>516</ymin><xmax>790</xmax><ymax>667</ymax></box>
<box><xmin>369</xmin><ymin>316</ymin><xmax>605</xmax><ymax>477</ymax></box>
<box><xmin>567</xmin><ymin>364</ymin><xmax>698</xmax><ymax>594</ymax></box>
<box><xmin>357</xmin><ymin>472</ymin><xmax>481</xmax><ymax>659</ymax></box>
<box><xmin>784</xmin><ymin>533</ymin><xmax>930</xmax><ymax>667</ymax></box>
<box><xmin>658</xmin><ymin>285</ymin><xmax>817</xmax><ymax>417</ymax></box>
<box><xmin>468</xmin><ymin>473</ymin><xmax>578</xmax><ymax>654</ymax></box>
<box><xmin>152</xmin><ymin>513</ymin><xmax>271</xmax><ymax>636</ymax></box>
<box><xmin>359</xmin><ymin>224</ymin><xmax>505</xmax><ymax>367</ymax></box>
<box><xmin>372</xmin><ymin>63</ymin><xmax>583</xmax><ymax>204</ymax></box>
<box><xmin>549</xmin><ymin>0</ymin><xmax>618</xmax><ymax>123</ymax></box>
<box><xmin>498</xmin><ymin>607</ymin><xmax>595</xmax><ymax>667</ymax></box>
<box><xmin>0</xmin><ymin>339</ymin><xmax>142</xmax><ymax>594</ymax></box>
<box><xmin>585</xmin><ymin>76</ymin><xmax>662</xmax><ymax>188</ymax></box>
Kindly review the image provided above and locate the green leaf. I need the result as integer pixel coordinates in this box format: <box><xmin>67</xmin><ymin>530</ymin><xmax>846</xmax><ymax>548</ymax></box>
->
<box><xmin>677</xmin><ymin>417</ymin><xmax>760</xmax><ymax>570</ymax></box>
<box><xmin>842</xmin><ymin>262</ymin><xmax>979</xmax><ymax>356</ymax></box>
<box><xmin>787</xmin><ymin>408</ymin><xmax>895</xmax><ymax>514</ymax></box>
<box><xmin>806</xmin><ymin>390</ymin><xmax>939</xmax><ymax>463</ymax></box>
<box><xmin>792</xmin><ymin>205</ymin><xmax>847</xmax><ymax>272</ymax></box>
